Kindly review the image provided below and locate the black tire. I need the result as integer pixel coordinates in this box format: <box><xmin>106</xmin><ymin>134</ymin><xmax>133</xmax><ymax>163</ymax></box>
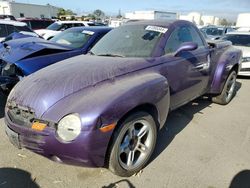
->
<box><xmin>107</xmin><ymin>111</ymin><xmax>157</xmax><ymax>177</ymax></box>
<box><xmin>212</xmin><ymin>70</ymin><xmax>237</xmax><ymax>105</ymax></box>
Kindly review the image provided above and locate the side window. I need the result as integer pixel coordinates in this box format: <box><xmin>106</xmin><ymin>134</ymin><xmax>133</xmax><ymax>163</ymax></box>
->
<box><xmin>165</xmin><ymin>26</ymin><xmax>204</xmax><ymax>54</ymax></box>
<box><xmin>65</xmin><ymin>24</ymin><xmax>73</xmax><ymax>29</ymax></box>
<box><xmin>62</xmin><ymin>24</ymin><xmax>74</xmax><ymax>30</ymax></box>
<box><xmin>6</xmin><ymin>25</ymin><xmax>15</xmax><ymax>35</ymax></box>
<box><xmin>30</xmin><ymin>21</ymin><xmax>44</xmax><ymax>30</ymax></box>
<box><xmin>74</xmin><ymin>23</ymin><xmax>84</xmax><ymax>27</ymax></box>
<box><xmin>189</xmin><ymin>26</ymin><xmax>205</xmax><ymax>47</ymax></box>
<box><xmin>165</xmin><ymin>26</ymin><xmax>193</xmax><ymax>54</ymax></box>
<box><xmin>14</xmin><ymin>26</ymin><xmax>32</xmax><ymax>32</ymax></box>
<box><xmin>165</xmin><ymin>29</ymin><xmax>182</xmax><ymax>54</ymax></box>
<box><xmin>0</xmin><ymin>24</ymin><xmax>7</xmax><ymax>37</ymax></box>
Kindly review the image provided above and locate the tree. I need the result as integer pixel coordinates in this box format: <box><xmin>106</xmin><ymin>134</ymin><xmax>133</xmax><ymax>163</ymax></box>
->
<box><xmin>57</xmin><ymin>8</ymin><xmax>76</xmax><ymax>17</ymax></box>
<box><xmin>87</xmin><ymin>14</ymin><xmax>96</xmax><ymax>20</ymax></box>
<box><xmin>200</xmin><ymin>20</ymin><xmax>204</xmax><ymax>26</ymax></box>
<box><xmin>93</xmin><ymin>9</ymin><xmax>105</xmax><ymax>19</ymax></box>
<box><xmin>220</xmin><ymin>18</ymin><xmax>229</xmax><ymax>26</ymax></box>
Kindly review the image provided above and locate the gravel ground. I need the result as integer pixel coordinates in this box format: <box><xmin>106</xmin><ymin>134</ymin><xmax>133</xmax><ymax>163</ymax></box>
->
<box><xmin>0</xmin><ymin>77</ymin><xmax>249</xmax><ymax>188</ymax></box>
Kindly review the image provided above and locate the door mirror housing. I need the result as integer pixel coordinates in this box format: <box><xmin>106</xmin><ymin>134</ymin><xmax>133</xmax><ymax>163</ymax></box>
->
<box><xmin>174</xmin><ymin>42</ymin><xmax>198</xmax><ymax>57</ymax></box>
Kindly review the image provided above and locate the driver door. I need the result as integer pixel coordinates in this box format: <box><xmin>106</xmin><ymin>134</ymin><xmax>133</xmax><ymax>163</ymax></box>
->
<box><xmin>161</xmin><ymin>25</ymin><xmax>210</xmax><ymax>109</ymax></box>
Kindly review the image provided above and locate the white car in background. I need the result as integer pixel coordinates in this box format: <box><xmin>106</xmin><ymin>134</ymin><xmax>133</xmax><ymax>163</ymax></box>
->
<box><xmin>222</xmin><ymin>32</ymin><xmax>250</xmax><ymax>76</ymax></box>
<box><xmin>35</xmin><ymin>21</ymin><xmax>95</xmax><ymax>40</ymax></box>
<box><xmin>0</xmin><ymin>20</ymin><xmax>38</xmax><ymax>41</ymax></box>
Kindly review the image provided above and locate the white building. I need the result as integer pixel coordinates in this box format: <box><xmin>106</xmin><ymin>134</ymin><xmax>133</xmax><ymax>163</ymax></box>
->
<box><xmin>125</xmin><ymin>10</ymin><xmax>177</xmax><ymax>20</ymax></box>
<box><xmin>109</xmin><ymin>19</ymin><xmax>126</xmax><ymax>28</ymax></box>
<box><xmin>179</xmin><ymin>12</ymin><xmax>202</xmax><ymax>25</ymax></box>
<box><xmin>179</xmin><ymin>12</ymin><xmax>221</xmax><ymax>26</ymax></box>
<box><xmin>0</xmin><ymin>0</ymin><xmax>59</xmax><ymax>18</ymax></box>
<box><xmin>236</xmin><ymin>13</ymin><xmax>250</xmax><ymax>28</ymax></box>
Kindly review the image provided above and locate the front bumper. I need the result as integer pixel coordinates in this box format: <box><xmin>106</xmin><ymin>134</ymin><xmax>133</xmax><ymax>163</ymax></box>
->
<box><xmin>4</xmin><ymin>113</ymin><xmax>113</xmax><ymax>167</ymax></box>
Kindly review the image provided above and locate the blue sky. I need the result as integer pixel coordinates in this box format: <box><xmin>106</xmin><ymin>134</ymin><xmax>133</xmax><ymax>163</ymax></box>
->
<box><xmin>17</xmin><ymin>0</ymin><xmax>250</xmax><ymax>20</ymax></box>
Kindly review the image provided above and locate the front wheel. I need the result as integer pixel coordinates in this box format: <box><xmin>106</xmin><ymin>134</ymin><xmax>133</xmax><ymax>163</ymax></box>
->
<box><xmin>212</xmin><ymin>70</ymin><xmax>237</xmax><ymax>105</ymax></box>
<box><xmin>107</xmin><ymin>111</ymin><xmax>157</xmax><ymax>177</ymax></box>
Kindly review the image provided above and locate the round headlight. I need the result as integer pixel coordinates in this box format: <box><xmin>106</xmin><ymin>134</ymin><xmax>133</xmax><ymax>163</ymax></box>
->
<box><xmin>56</xmin><ymin>114</ymin><xmax>81</xmax><ymax>142</ymax></box>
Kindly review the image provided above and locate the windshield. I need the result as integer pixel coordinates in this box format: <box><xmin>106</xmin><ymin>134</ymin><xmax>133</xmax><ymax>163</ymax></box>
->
<box><xmin>49</xmin><ymin>29</ymin><xmax>93</xmax><ymax>49</ymax></box>
<box><xmin>222</xmin><ymin>34</ymin><xmax>250</xmax><ymax>47</ymax></box>
<box><xmin>202</xmin><ymin>28</ymin><xmax>224</xmax><ymax>36</ymax></box>
<box><xmin>91</xmin><ymin>24</ymin><xmax>165</xmax><ymax>57</ymax></box>
<box><xmin>47</xmin><ymin>22</ymin><xmax>63</xmax><ymax>31</ymax></box>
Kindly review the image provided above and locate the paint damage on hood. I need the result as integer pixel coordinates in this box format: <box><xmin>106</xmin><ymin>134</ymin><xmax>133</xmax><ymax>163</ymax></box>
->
<box><xmin>8</xmin><ymin>54</ymin><xmax>155</xmax><ymax>118</ymax></box>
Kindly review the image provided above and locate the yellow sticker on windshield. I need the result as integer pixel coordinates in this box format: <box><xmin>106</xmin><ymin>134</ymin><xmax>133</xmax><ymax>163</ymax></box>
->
<box><xmin>145</xmin><ymin>26</ymin><xmax>168</xmax><ymax>33</ymax></box>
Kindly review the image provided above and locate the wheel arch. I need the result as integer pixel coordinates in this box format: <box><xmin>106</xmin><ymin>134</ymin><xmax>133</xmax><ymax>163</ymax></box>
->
<box><xmin>209</xmin><ymin>49</ymin><xmax>241</xmax><ymax>94</ymax></box>
<box><xmin>104</xmin><ymin>103</ymin><xmax>159</xmax><ymax>167</ymax></box>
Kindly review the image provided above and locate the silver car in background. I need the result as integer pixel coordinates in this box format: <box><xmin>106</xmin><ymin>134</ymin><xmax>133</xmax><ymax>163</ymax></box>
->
<box><xmin>222</xmin><ymin>32</ymin><xmax>250</xmax><ymax>76</ymax></box>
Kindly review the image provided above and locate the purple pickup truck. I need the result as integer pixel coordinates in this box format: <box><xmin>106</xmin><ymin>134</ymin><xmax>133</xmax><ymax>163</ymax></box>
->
<box><xmin>5</xmin><ymin>20</ymin><xmax>242</xmax><ymax>177</ymax></box>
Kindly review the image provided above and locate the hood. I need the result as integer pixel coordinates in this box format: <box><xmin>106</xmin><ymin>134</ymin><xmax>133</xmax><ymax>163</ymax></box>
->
<box><xmin>35</xmin><ymin>29</ymin><xmax>51</xmax><ymax>34</ymax></box>
<box><xmin>233</xmin><ymin>46</ymin><xmax>250</xmax><ymax>57</ymax></box>
<box><xmin>0</xmin><ymin>37</ymin><xmax>72</xmax><ymax>63</ymax></box>
<box><xmin>8</xmin><ymin>55</ymin><xmax>155</xmax><ymax>118</ymax></box>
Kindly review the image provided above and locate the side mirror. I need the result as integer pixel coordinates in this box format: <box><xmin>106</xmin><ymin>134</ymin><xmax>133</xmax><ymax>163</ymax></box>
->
<box><xmin>174</xmin><ymin>42</ymin><xmax>198</xmax><ymax>57</ymax></box>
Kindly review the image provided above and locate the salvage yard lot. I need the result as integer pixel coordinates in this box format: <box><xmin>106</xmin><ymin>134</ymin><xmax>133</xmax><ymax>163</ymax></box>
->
<box><xmin>0</xmin><ymin>77</ymin><xmax>250</xmax><ymax>188</ymax></box>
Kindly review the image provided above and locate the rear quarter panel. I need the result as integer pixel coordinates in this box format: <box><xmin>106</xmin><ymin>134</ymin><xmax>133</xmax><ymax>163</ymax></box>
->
<box><xmin>209</xmin><ymin>45</ymin><xmax>242</xmax><ymax>94</ymax></box>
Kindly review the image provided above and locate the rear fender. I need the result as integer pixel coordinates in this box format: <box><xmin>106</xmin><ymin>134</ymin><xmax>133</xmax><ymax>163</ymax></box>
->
<box><xmin>209</xmin><ymin>48</ymin><xmax>241</xmax><ymax>94</ymax></box>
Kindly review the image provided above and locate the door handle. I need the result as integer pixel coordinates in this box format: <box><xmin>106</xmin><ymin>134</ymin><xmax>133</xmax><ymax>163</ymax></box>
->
<box><xmin>195</xmin><ymin>64</ymin><xmax>205</xmax><ymax>69</ymax></box>
<box><xmin>194</xmin><ymin>62</ymin><xmax>210</xmax><ymax>71</ymax></box>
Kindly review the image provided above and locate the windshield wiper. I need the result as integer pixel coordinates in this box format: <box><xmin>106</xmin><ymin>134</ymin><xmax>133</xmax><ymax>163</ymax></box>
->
<box><xmin>96</xmin><ymin>53</ymin><xmax>125</xmax><ymax>58</ymax></box>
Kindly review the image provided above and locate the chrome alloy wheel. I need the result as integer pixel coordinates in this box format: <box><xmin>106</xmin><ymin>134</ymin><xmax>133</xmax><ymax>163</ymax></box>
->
<box><xmin>225</xmin><ymin>72</ymin><xmax>237</xmax><ymax>102</ymax></box>
<box><xmin>118</xmin><ymin>120</ymin><xmax>154</xmax><ymax>170</ymax></box>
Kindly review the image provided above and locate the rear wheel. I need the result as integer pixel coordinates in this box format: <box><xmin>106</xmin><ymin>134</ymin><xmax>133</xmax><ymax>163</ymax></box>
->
<box><xmin>212</xmin><ymin>70</ymin><xmax>237</xmax><ymax>105</ymax></box>
<box><xmin>107</xmin><ymin>112</ymin><xmax>157</xmax><ymax>177</ymax></box>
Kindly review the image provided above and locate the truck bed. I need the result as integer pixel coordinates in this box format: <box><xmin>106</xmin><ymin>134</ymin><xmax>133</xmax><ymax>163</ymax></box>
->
<box><xmin>207</xmin><ymin>39</ymin><xmax>232</xmax><ymax>49</ymax></box>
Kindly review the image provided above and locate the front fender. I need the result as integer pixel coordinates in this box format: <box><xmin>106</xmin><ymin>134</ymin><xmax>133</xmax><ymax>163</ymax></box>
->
<box><xmin>42</xmin><ymin>71</ymin><xmax>170</xmax><ymax>130</ymax></box>
<box><xmin>41</xmin><ymin>71</ymin><xmax>170</xmax><ymax>167</ymax></box>
<box><xmin>210</xmin><ymin>48</ymin><xmax>241</xmax><ymax>94</ymax></box>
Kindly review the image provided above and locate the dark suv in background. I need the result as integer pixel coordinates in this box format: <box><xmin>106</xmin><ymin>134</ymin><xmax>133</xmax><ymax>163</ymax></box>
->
<box><xmin>0</xmin><ymin>15</ymin><xmax>16</xmax><ymax>21</ymax></box>
<box><xmin>17</xmin><ymin>18</ymin><xmax>54</xmax><ymax>30</ymax></box>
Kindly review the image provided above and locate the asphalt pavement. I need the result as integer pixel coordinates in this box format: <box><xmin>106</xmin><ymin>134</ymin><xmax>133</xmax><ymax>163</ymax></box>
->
<box><xmin>0</xmin><ymin>77</ymin><xmax>250</xmax><ymax>188</ymax></box>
